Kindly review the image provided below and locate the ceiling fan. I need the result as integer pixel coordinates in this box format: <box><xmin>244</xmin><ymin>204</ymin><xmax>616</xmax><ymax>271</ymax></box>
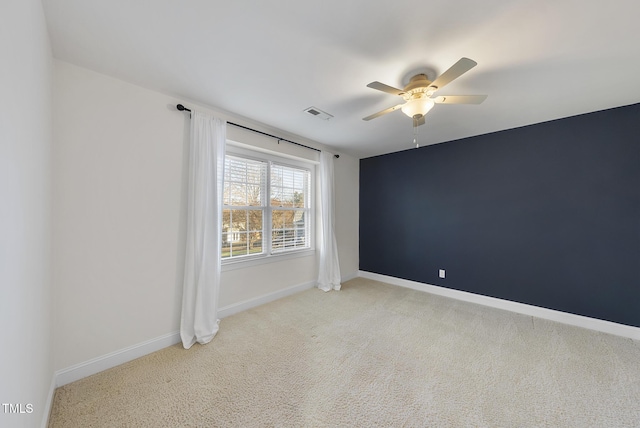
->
<box><xmin>363</xmin><ymin>58</ymin><xmax>487</xmax><ymax>127</ymax></box>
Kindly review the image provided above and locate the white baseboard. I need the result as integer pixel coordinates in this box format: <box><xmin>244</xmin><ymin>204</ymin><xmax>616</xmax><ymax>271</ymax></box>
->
<box><xmin>340</xmin><ymin>271</ymin><xmax>359</xmax><ymax>283</ymax></box>
<box><xmin>358</xmin><ymin>271</ymin><xmax>640</xmax><ymax>341</ymax></box>
<box><xmin>218</xmin><ymin>280</ymin><xmax>316</xmax><ymax>318</ymax></box>
<box><xmin>55</xmin><ymin>331</ymin><xmax>181</xmax><ymax>387</ymax></box>
<box><xmin>41</xmin><ymin>374</ymin><xmax>57</xmax><ymax>428</ymax></box>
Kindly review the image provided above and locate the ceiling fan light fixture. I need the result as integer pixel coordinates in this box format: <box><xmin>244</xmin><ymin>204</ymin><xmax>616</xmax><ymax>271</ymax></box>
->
<box><xmin>401</xmin><ymin>97</ymin><xmax>435</xmax><ymax>118</ymax></box>
<box><xmin>363</xmin><ymin>58</ymin><xmax>485</xmax><ymax>124</ymax></box>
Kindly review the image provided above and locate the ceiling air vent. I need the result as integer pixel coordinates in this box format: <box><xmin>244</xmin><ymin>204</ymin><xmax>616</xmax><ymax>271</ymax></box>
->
<box><xmin>303</xmin><ymin>106</ymin><xmax>333</xmax><ymax>121</ymax></box>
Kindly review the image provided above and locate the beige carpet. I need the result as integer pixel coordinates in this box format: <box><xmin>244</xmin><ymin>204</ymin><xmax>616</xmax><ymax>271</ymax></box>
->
<box><xmin>49</xmin><ymin>278</ymin><xmax>640</xmax><ymax>427</ymax></box>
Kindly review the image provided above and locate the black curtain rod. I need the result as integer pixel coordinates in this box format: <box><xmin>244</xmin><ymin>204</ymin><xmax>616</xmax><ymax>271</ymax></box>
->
<box><xmin>177</xmin><ymin>104</ymin><xmax>338</xmax><ymax>158</ymax></box>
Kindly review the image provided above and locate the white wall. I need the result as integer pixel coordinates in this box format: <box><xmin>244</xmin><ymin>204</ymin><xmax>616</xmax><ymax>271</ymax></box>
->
<box><xmin>52</xmin><ymin>61</ymin><xmax>360</xmax><ymax>372</ymax></box>
<box><xmin>0</xmin><ymin>1</ymin><xmax>54</xmax><ymax>427</ymax></box>
<box><xmin>52</xmin><ymin>61</ymin><xmax>186</xmax><ymax>370</ymax></box>
<box><xmin>334</xmin><ymin>154</ymin><xmax>359</xmax><ymax>280</ymax></box>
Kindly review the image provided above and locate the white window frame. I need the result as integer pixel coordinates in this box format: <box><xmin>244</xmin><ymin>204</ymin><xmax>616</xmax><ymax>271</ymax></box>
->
<box><xmin>222</xmin><ymin>145</ymin><xmax>315</xmax><ymax>269</ymax></box>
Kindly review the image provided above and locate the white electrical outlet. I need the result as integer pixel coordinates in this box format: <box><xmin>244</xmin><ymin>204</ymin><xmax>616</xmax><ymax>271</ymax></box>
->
<box><xmin>439</xmin><ymin>269</ymin><xmax>446</xmax><ymax>278</ymax></box>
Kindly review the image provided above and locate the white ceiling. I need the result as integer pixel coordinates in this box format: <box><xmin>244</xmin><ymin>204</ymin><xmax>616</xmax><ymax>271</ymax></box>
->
<box><xmin>42</xmin><ymin>0</ymin><xmax>640</xmax><ymax>158</ymax></box>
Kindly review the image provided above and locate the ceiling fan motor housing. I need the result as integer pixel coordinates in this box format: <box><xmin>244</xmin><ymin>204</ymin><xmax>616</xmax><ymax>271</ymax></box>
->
<box><xmin>402</xmin><ymin>74</ymin><xmax>438</xmax><ymax>101</ymax></box>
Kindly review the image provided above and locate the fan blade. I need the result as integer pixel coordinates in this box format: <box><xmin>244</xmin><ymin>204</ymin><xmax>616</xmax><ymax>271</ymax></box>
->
<box><xmin>413</xmin><ymin>116</ymin><xmax>426</xmax><ymax>127</ymax></box>
<box><xmin>429</xmin><ymin>58</ymin><xmax>478</xmax><ymax>91</ymax></box>
<box><xmin>362</xmin><ymin>104</ymin><xmax>404</xmax><ymax>121</ymax></box>
<box><xmin>367</xmin><ymin>81</ymin><xmax>405</xmax><ymax>96</ymax></box>
<box><xmin>433</xmin><ymin>95</ymin><xmax>487</xmax><ymax>104</ymax></box>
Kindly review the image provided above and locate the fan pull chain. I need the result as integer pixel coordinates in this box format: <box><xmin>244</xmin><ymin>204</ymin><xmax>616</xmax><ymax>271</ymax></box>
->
<box><xmin>413</xmin><ymin>123</ymin><xmax>419</xmax><ymax>148</ymax></box>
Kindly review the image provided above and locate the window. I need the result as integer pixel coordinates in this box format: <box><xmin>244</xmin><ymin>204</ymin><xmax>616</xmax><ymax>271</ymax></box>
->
<box><xmin>222</xmin><ymin>150</ymin><xmax>312</xmax><ymax>261</ymax></box>
<box><xmin>222</xmin><ymin>155</ymin><xmax>266</xmax><ymax>258</ymax></box>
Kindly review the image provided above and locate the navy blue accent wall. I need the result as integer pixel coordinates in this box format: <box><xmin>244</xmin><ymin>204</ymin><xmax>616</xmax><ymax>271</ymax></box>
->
<box><xmin>360</xmin><ymin>103</ymin><xmax>640</xmax><ymax>327</ymax></box>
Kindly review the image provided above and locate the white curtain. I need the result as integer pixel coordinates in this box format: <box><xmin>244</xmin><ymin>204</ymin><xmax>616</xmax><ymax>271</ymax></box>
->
<box><xmin>180</xmin><ymin>110</ymin><xmax>226</xmax><ymax>349</ymax></box>
<box><xmin>317</xmin><ymin>151</ymin><xmax>341</xmax><ymax>291</ymax></box>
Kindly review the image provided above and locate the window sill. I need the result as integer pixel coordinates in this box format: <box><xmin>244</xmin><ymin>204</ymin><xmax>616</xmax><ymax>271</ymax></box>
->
<box><xmin>221</xmin><ymin>249</ymin><xmax>316</xmax><ymax>272</ymax></box>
